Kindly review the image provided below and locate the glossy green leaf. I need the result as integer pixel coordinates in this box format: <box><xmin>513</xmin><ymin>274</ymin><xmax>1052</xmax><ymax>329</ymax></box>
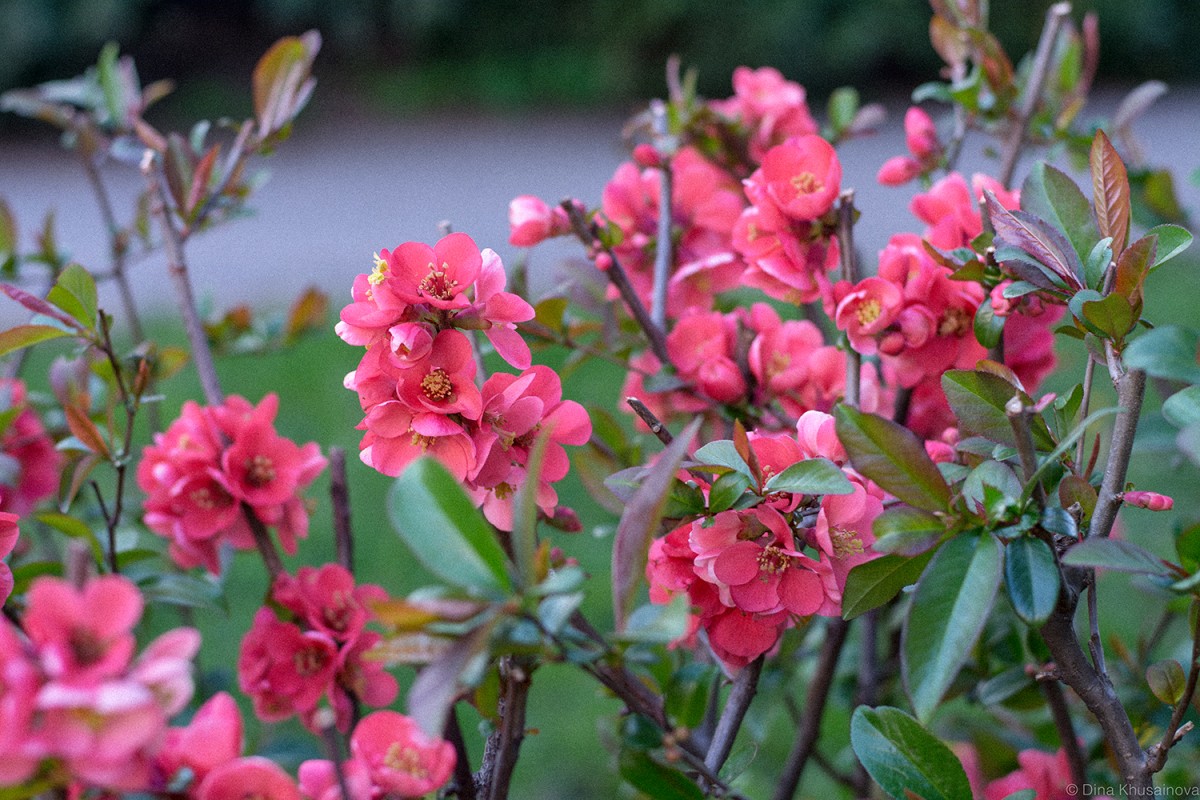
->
<box><xmin>46</xmin><ymin>264</ymin><xmax>98</xmax><ymax>332</ymax></box>
<box><xmin>872</xmin><ymin>507</ymin><xmax>946</xmax><ymax>556</ymax></box>
<box><xmin>1147</xmin><ymin>659</ymin><xmax>1186</xmax><ymax>705</ymax></box>
<box><xmin>941</xmin><ymin>370</ymin><xmax>1055</xmax><ymax>451</ymax></box>
<box><xmin>1061</xmin><ymin>538</ymin><xmax>1170</xmax><ymax>577</ymax></box>
<box><xmin>834</xmin><ymin>404</ymin><xmax>951</xmax><ymax>512</ymax></box>
<box><xmin>1084</xmin><ymin>237</ymin><xmax>1114</xmax><ymax>290</ymax></box>
<box><xmin>693</xmin><ymin>439</ymin><xmax>752</xmax><ymax>479</ymax></box>
<box><xmin>973</xmin><ymin>297</ymin><xmax>1005</xmax><ymax>349</ymax></box>
<box><xmin>903</xmin><ymin>532</ymin><xmax>1002</xmax><ymax>721</ymax></box>
<box><xmin>0</xmin><ymin>324</ymin><xmax>71</xmax><ymax>358</ymax></box>
<box><xmin>1146</xmin><ymin>223</ymin><xmax>1193</xmax><ymax>269</ymax></box>
<box><xmin>763</xmin><ymin>456</ymin><xmax>854</xmax><ymax>496</ymax></box>
<box><xmin>617</xmin><ymin>595</ymin><xmax>691</xmax><ymax>644</ymax></box>
<box><xmin>618</xmin><ymin>748</ymin><xmax>704</xmax><ymax>800</ymax></box>
<box><xmin>1125</xmin><ymin>326</ymin><xmax>1200</xmax><ymax>384</ymax></box>
<box><xmin>827</xmin><ymin>86</ymin><xmax>860</xmax><ymax>134</ymax></box>
<box><xmin>1021</xmin><ymin>162</ymin><xmax>1097</xmax><ymax>264</ymax></box>
<box><xmin>850</xmin><ymin>705</ymin><xmax>973</xmax><ymax>800</ymax></box>
<box><xmin>1004</xmin><ymin>537</ymin><xmax>1059</xmax><ymax>626</ymax></box>
<box><xmin>34</xmin><ymin>511</ymin><xmax>104</xmax><ymax>564</ymax></box>
<box><xmin>707</xmin><ymin>470</ymin><xmax>752</xmax><ymax>513</ymax></box>
<box><xmin>613</xmin><ymin>419</ymin><xmax>701</xmax><ymax>630</ymax></box>
<box><xmin>842</xmin><ymin>550</ymin><xmax>936</xmax><ymax>620</ymax></box>
<box><xmin>139</xmin><ymin>573</ymin><xmax>225</xmax><ymax>611</ymax></box>
<box><xmin>388</xmin><ymin>458</ymin><xmax>513</xmax><ymax>599</ymax></box>
<box><xmin>1163</xmin><ymin>386</ymin><xmax>1200</xmax><ymax>429</ymax></box>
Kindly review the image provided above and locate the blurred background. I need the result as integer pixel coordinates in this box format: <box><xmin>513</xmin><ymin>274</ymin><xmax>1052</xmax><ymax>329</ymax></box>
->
<box><xmin>2</xmin><ymin>1</ymin><xmax>1200</xmax><ymax>797</ymax></box>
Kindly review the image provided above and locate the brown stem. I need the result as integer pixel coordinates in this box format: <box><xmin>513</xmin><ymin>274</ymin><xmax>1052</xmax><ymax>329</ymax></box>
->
<box><xmin>626</xmin><ymin>396</ymin><xmax>674</xmax><ymax>446</ymax></box>
<box><xmin>486</xmin><ymin>656</ymin><xmax>532</xmax><ymax>800</ymax></box>
<box><xmin>1088</xmin><ymin>369</ymin><xmax>1146</xmax><ymax>539</ymax></box>
<box><xmin>560</xmin><ymin>200</ymin><xmax>671</xmax><ymax>365</ymax></box>
<box><xmin>1039</xmin><ymin>676</ymin><xmax>1088</xmax><ymax>786</ymax></box>
<box><xmin>1006</xmin><ymin>395</ymin><xmax>1046</xmax><ymax>505</ymax></box>
<box><xmin>1074</xmin><ymin>357</ymin><xmax>1097</xmax><ymax>473</ymax></box>
<box><xmin>650</xmin><ymin>99</ymin><xmax>673</xmax><ymax>329</ymax></box>
<box><xmin>771</xmin><ymin>618</ymin><xmax>851</xmax><ymax>800</ymax></box>
<box><xmin>997</xmin><ymin>2</ymin><xmax>1072</xmax><ymax>188</ymax></box>
<box><xmin>704</xmin><ymin>656</ymin><xmax>763</xmax><ymax>775</ymax></box>
<box><xmin>95</xmin><ymin>312</ymin><xmax>141</xmax><ymax>573</ymax></box>
<box><xmin>329</xmin><ymin>447</ymin><xmax>354</xmax><ymax>574</ymax></box>
<box><xmin>445</xmin><ymin>705</ymin><xmax>478</xmax><ymax>800</ymax></box>
<box><xmin>79</xmin><ymin>150</ymin><xmax>145</xmax><ymax>344</ymax></box>
<box><xmin>242</xmin><ymin>502</ymin><xmax>285</xmax><ymax>580</ymax></box>
<box><xmin>836</xmin><ymin>191</ymin><xmax>861</xmax><ymax>408</ymax></box>
<box><xmin>141</xmin><ymin>153</ymin><xmax>224</xmax><ymax>407</ymax></box>
<box><xmin>317</xmin><ymin>714</ymin><xmax>353</xmax><ymax>800</ymax></box>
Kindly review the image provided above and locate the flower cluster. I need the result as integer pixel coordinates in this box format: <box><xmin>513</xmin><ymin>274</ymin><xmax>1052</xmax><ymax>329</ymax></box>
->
<box><xmin>0</xmin><ymin>377</ymin><xmax>62</xmax><ymax>516</ymax></box>
<box><xmin>877</xmin><ymin>107</ymin><xmax>942</xmax><ymax>186</ymax></box>
<box><xmin>299</xmin><ymin>710</ymin><xmax>456</xmax><ymax>800</ymax></box>
<box><xmin>0</xmin><ymin>575</ymin><xmax>198</xmax><ymax>790</ymax></box>
<box><xmin>338</xmin><ymin>233</ymin><xmax>591</xmax><ymax>529</ymax></box>
<box><xmin>238</xmin><ymin>564</ymin><xmax>397</xmax><ymax>732</ymax></box>
<box><xmin>0</xmin><ymin>512</ymin><xmax>17</xmax><ymax>605</ymax></box>
<box><xmin>137</xmin><ymin>393</ymin><xmax>327</xmax><ymax>573</ymax></box>
<box><xmin>646</xmin><ymin>412</ymin><xmax>882</xmax><ymax>670</ymax></box>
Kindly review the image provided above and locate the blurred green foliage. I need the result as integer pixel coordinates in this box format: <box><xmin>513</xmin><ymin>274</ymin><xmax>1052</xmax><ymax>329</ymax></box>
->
<box><xmin>3</xmin><ymin>0</ymin><xmax>1200</xmax><ymax>115</ymax></box>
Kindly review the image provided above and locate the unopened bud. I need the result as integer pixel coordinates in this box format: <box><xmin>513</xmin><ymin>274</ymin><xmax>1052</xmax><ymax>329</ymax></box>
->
<box><xmin>1123</xmin><ymin>491</ymin><xmax>1173</xmax><ymax>511</ymax></box>
<box><xmin>633</xmin><ymin>143</ymin><xmax>662</xmax><ymax>169</ymax></box>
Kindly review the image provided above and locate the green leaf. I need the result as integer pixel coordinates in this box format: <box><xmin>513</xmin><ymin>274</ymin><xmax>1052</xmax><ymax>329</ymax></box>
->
<box><xmin>1019</xmin><ymin>406</ymin><xmax>1121</xmax><ymax>505</ymax></box>
<box><xmin>842</xmin><ymin>550</ymin><xmax>936</xmax><ymax>620</ymax></box>
<box><xmin>510</xmin><ymin>431</ymin><xmax>548</xmax><ymax>589</ymax></box>
<box><xmin>872</xmin><ymin>507</ymin><xmax>946</xmax><ymax>557</ymax></box>
<box><xmin>973</xmin><ymin>297</ymin><xmax>1005</xmax><ymax>349</ymax></box>
<box><xmin>0</xmin><ymin>324</ymin><xmax>71</xmax><ymax>358</ymax></box>
<box><xmin>407</xmin><ymin>620</ymin><xmax>495</xmax><ymax>737</ymax></box>
<box><xmin>827</xmin><ymin>86</ymin><xmax>860</xmax><ymax>134</ymax></box>
<box><xmin>903</xmin><ymin>532</ymin><xmax>1002</xmax><ymax>721</ymax></box>
<box><xmin>1079</xmin><ymin>292</ymin><xmax>1135</xmax><ymax>341</ymax></box>
<box><xmin>834</xmin><ymin>405</ymin><xmax>951</xmax><ymax>512</ymax></box>
<box><xmin>617</xmin><ymin>595</ymin><xmax>692</xmax><ymax>644</ymax></box>
<box><xmin>388</xmin><ymin>458</ymin><xmax>513</xmax><ymax>600</ymax></box>
<box><xmin>1061</xmin><ymin>538</ymin><xmax>1170</xmax><ymax>577</ymax></box>
<box><xmin>96</xmin><ymin>41</ymin><xmax>125</xmax><ymax>127</ymax></box>
<box><xmin>1004</xmin><ymin>537</ymin><xmax>1059</xmax><ymax>626</ymax></box>
<box><xmin>1146</xmin><ymin>659</ymin><xmax>1186</xmax><ymax>705</ymax></box>
<box><xmin>1163</xmin><ymin>386</ymin><xmax>1200</xmax><ymax>429</ymax></box>
<box><xmin>613</xmin><ymin>419</ymin><xmax>701</xmax><ymax>630</ymax></box>
<box><xmin>692</xmin><ymin>439</ymin><xmax>752</xmax><ymax>479</ymax></box>
<box><xmin>941</xmin><ymin>370</ymin><xmax>1055</xmax><ymax>451</ymax></box>
<box><xmin>1124</xmin><ymin>325</ymin><xmax>1200</xmax><ymax>384</ymax></box>
<box><xmin>763</xmin><ymin>457</ymin><xmax>854</xmax><ymax>496</ymax></box>
<box><xmin>46</xmin><ymin>264</ymin><xmax>98</xmax><ymax>332</ymax></box>
<box><xmin>33</xmin><ymin>511</ymin><xmax>104</xmax><ymax>564</ymax></box>
<box><xmin>1146</xmin><ymin>223</ymin><xmax>1192</xmax><ymax>269</ymax></box>
<box><xmin>618</xmin><ymin>748</ymin><xmax>704</xmax><ymax>800</ymax></box>
<box><xmin>139</xmin><ymin>573</ymin><xmax>225</xmax><ymax>611</ymax></box>
<box><xmin>1021</xmin><ymin>162</ymin><xmax>1098</xmax><ymax>265</ymax></box>
<box><xmin>1084</xmin><ymin>237</ymin><xmax>1114</xmax><ymax>290</ymax></box>
<box><xmin>707</xmin><ymin>470</ymin><xmax>752</xmax><ymax>513</ymax></box>
<box><xmin>849</xmin><ymin>705</ymin><xmax>973</xmax><ymax>800</ymax></box>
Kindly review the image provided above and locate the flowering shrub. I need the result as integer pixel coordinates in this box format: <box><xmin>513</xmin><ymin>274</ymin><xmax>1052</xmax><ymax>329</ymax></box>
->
<box><xmin>1</xmin><ymin>3</ymin><xmax>1200</xmax><ymax>800</ymax></box>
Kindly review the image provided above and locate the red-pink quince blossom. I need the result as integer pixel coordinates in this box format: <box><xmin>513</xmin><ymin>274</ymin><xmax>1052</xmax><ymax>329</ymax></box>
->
<box><xmin>0</xmin><ymin>511</ymin><xmax>18</xmax><ymax>605</ymax></box>
<box><xmin>387</xmin><ymin>232</ymin><xmax>481</xmax><ymax>311</ymax></box>
<box><xmin>983</xmin><ymin>747</ymin><xmax>1074</xmax><ymax>800</ymax></box>
<box><xmin>0</xmin><ymin>378</ymin><xmax>63</xmax><ymax>515</ymax></box>
<box><xmin>238</xmin><ymin>608</ymin><xmax>339</xmax><ymax>723</ymax></box>
<box><xmin>508</xmin><ymin>195</ymin><xmax>571</xmax><ymax>247</ymax></box>
<box><xmin>359</xmin><ymin>401</ymin><xmax>476</xmax><ymax>480</ymax></box>
<box><xmin>395</xmin><ymin>330</ymin><xmax>483</xmax><ymax>418</ymax></box>
<box><xmin>350</xmin><ymin>710</ymin><xmax>456</xmax><ymax>798</ymax></box>
<box><xmin>299</xmin><ymin>757</ymin><xmax>373</xmax><ymax>800</ymax></box>
<box><xmin>273</xmin><ymin>564</ymin><xmax>388</xmax><ymax>643</ymax></box>
<box><xmin>0</xmin><ymin>619</ymin><xmax>39</xmax><ymax>784</ymax></box>
<box><xmin>24</xmin><ymin>574</ymin><xmax>142</xmax><ymax>684</ymax></box>
<box><xmin>757</xmin><ymin>135</ymin><xmax>842</xmax><ymax>221</ymax></box>
<box><xmin>198</xmin><ymin>757</ymin><xmax>300</xmax><ymax>800</ymax></box>
<box><xmin>711</xmin><ymin>66</ymin><xmax>820</xmax><ymax>161</ymax></box>
<box><xmin>156</xmin><ymin>691</ymin><xmax>244</xmax><ymax>791</ymax></box>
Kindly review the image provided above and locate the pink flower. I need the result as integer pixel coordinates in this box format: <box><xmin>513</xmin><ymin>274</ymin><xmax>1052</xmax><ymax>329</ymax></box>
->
<box><xmin>0</xmin><ymin>512</ymin><xmax>18</xmax><ymax>605</ymax></box>
<box><xmin>223</xmin><ymin>396</ymin><xmax>328</xmax><ymax>509</ymax></box>
<box><xmin>350</xmin><ymin>711</ymin><xmax>456</xmax><ymax>798</ymax></box>
<box><xmin>795</xmin><ymin>410</ymin><xmax>847</xmax><ymax>464</ymax></box>
<box><xmin>198</xmin><ymin>757</ymin><xmax>300</xmax><ymax>800</ymax></box>
<box><xmin>757</xmin><ymin>135</ymin><xmax>842</xmax><ymax>221</ymax></box>
<box><xmin>877</xmin><ymin>155</ymin><xmax>923</xmax><ymax>186</ymax></box>
<box><xmin>0</xmin><ymin>378</ymin><xmax>63</xmax><ymax>515</ymax></box>
<box><xmin>238</xmin><ymin>608</ymin><xmax>339</xmax><ymax>723</ymax></box>
<box><xmin>508</xmin><ymin>195</ymin><xmax>570</xmax><ymax>247</ymax></box>
<box><xmin>469</xmin><ymin>248</ymin><xmax>535</xmax><ymax>369</ymax></box>
<box><xmin>387</xmin><ymin>232</ymin><xmax>482</xmax><ymax>311</ymax></box>
<box><xmin>666</xmin><ymin>311</ymin><xmax>747</xmax><ymax>404</ymax></box>
<box><xmin>358</xmin><ymin>402</ymin><xmax>476</xmax><ymax>480</ymax></box>
<box><xmin>24</xmin><ymin>575</ymin><xmax>143</xmax><ymax>684</ymax></box>
<box><xmin>712</xmin><ymin>66</ymin><xmax>819</xmax><ymax>161</ymax></box>
<box><xmin>904</xmin><ymin>107</ymin><xmax>939</xmax><ymax>160</ymax></box>
<box><xmin>273</xmin><ymin>564</ymin><xmax>388</xmax><ymax>643</ymax></box>
<box><xmin>984</xmin><ymin>748</ymin><xmax>1074</xmax><ymax>800</ymax></box>
<box><xmin>834</xmin><ymin>277</ymin><xmax>904</xmax><ymax>355</ymax></box>
<box><xmin>129</xmin><ymin>627</ymin><xmax>201</xmax><ymax>716</ymax></box>
<box><xmin>156</xmin><ymin>691</ymin><xmax>244</xmax><ymax>790</ymax></box>
<box><xmin>705</xmin><ymin>606</ymin><xmax>789</xmax><ymax>670</ymax></box>
<box><xmin>1124</xmin><ymin>490</ymin><xmax>1173</xmax><ymax>511</ymax></box>
<box><xmin>395</xmin><ymin>330</ymin><xmax>483</xmax><ymax>419</ymax></box>
<box><xmin>0</xmin><ymin>619</ymin><xmax>40</xmax><ymax>784</ymax></box>
<box><xmin>299</xmin><ymin>758</ymin><xmax>373</xmax><ymax>800</ymax></box>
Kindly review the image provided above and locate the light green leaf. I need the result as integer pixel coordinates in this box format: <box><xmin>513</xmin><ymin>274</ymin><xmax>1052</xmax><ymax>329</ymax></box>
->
<box><xmin>763</xmin><ymin>457</ymin><xmax>854</xmax><ymax>496</ymax></box>
<box><xmin>1061</xmin><ymin>538</ymin><xmax>1169</xmax><ymax>576</ymax></box>
<box><xmin>842</xmin><ymin>549</ymin><xmax>936</xmax><ymax>620</ymax></box>
<box><xmin>0</xmin><ymin>324</ymin><xmax>71</xmax><ymax>358</ymax></box>
<box><xmin>850</xmin><ymin>705</ymin><xmax>973</xmax><ymax>800</ymax></box>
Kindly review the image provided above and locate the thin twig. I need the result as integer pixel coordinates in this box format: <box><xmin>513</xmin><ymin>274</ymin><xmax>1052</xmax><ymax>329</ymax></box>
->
<box><xmin>1040</xmin><ymin>677</ymin><xmax>1088</xmax><ymax>786</ymax></box>
<box><xmin>486</xmin><ymin>656</ymin><xmax>532</xmax><ymax>800</ymax></box>
<box><xmin>650</xmin><ymin>100</ymin><xmax>673</xmax><ymax>329</ymax></box>
<box><xmin>1089</xmin><ymin>369</ymin><xmax>1146</xmax><ymax>540</ymax></box>
<box><xmin>317</xmin><ymin>712</ymin><xmax>353</xmax><ymax>800</ymax></box>
<box><xmin>94</xmin><ymin>312</ymin><xmax>142</xmax><ymax>574</ymax></box>
<box><xmin>1087</xmin><ymin>579</ymin><xmax>1106</xmax><ymax>675</ymax></box>
<box><xmin>704</xmin><ymin>656</ymin><xmax>763</xmax><ymax>775</ymax></box>
<box><xmin>242</xmin><ymin>502</ymin><xmax>285</xmax><ymax>580</ymax></box>
<box><xmin>1006</xmin><ymin>395</ymin><xmax>1046</xmax><ymax>505</ymax></box>
<box><xmin>836</xmin><ymin>192</ymin><xmax>861</xmax><ymax>408</ymax></box>
<box><xmin>997</xmin><ymin>2</ymin><xmax>1072</xmax><ymax>188</ymax></box>
<box><xmin>1146</xmin><ymin>604</ymin><xmax>1200</xmax><ymax>773</ymax></box>
<box><xmin>445</xmin><ymin>705</ymin><xmax>478</xmax><ymax>800</ymax></box>
<box><xmin>79</xmin><ymin>149</ymin><xmax>145</xmax><ymax>343</ymax></box>
<box><xmin>1075</xmin><ymin>357</ymin><xmax>1097</xmax><ymax>473</ymax></box>
<box><xmin>626</xmin><ymin>396</ymin><xmax>674</xmax><ymax>446</ymax></box>
<box><xmin>771</xmin><ymin>618</ymin><xmax>851</xmax><ymax>800</ymax></box>
<box><xmin>560</xmin><ymin>200</ymin><xmax>671</xmax><ymax>365</ymax></box>
<box><xmin>141</xmin><ymin>151</ymin><xmax>225</xmax><ymax>407</ymax></box>
<box><xmin>329</xmin><ymin>447</ymin><xmax>354</xmax><ymax>574</ymax></box>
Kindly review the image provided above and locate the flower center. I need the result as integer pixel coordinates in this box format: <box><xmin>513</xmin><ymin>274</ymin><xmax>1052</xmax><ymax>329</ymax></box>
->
<box><xmin>831</xmin><ymin>527</ymin><xmax>864</xmax><ymax>559</ymax></box>
<box><xmin>293</xmin><ymin>644</ymin><xmax>329</xmax><ymax>677</ymax></box>
<box><xmin>938</xmin><ymin>307</ymin><xmax>970</xmax><ymax>337</ymax></box>
<box><xmin>419</xmin><ymin>261</ymin><xmax>458</xmax><ymax>300</ymax></box>
<box><xmin>494</xmin><ymin>482</ymin><xmax>515</xmax><ymax>500</ymax></box>
<box><xmin>69</xmin><ymin>629</ymin><xmax>106</xmax><ymax>666</ymax></box>
<box><xmin>790</xmin><ymin>171</ymin><xmax>822</xmax><ymax>194</ymax></box>
<box><xmin>369</xmin><ymin>253</ymin><xmax>388</xmax><ymax>286</ymax></box>
<box><xmin>410</xmin><ymin>430</ymin><xmax>437</xmax><ymax>451</ymax></box>
<box><xmin>189</xmin><ymin>484</ymin><xmax>231</xmax><ymax>510</ymax></box>
<box><xmin>856</xmin><ymin>298</ymin><xmax>882</xmax><ymax>327</ymax></box>
<box><xmin>421</xmin><ymin>368</ymin><xmax>454</xmax><ymax>401</ymax></box>
<box><xmin>245</xmin><ymin>454</ymin><xmax>276</xmax><ymax>487</ymax></box>
<box><xmin>384</xmin><ymin>743</ymin><xmax>429</xmax><ymax>778</ymax></box>
<box><xmin>756</xmin><ymin>544</ymin><xmax>792</xmax><ymax>575</ymax></box>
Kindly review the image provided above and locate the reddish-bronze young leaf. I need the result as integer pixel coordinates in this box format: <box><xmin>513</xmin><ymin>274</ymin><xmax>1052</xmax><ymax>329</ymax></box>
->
<box><xmin>984</xmin><ymin>191</ymin><xmax>1084</xmax><ymax>291</ymax></box>
<box><xmin>0</xmin><ymin>324</ymin><xmax>72</xmax><ymax>357</ymax></box>
<box><xmin>64</xmin><ymin>404</ymin><xmax>110</xmax><ymax>459</ymax></box>
<box><xmin>1113</xmin><ymin>234</ymin><xmax>1157</xmax><ymax>311</ymax></box>
<box><xmin>1</xmin><ymin>284</ymin><xmax>85</xmax><ymax>331</ymax></box>
<box><xmin>284</xmin><ymin>286</ymin><xmax>328</xmax><ymax>342</ymax></box>
<box><xmin>1090</xmin><ymin>130</ymin><xmax>1131</xmax><ymax>256</ymax></box>
<box><xmin>185</xmin><ymin>144</ymin><xmax>220</xmax><ymax>218</ymax></box>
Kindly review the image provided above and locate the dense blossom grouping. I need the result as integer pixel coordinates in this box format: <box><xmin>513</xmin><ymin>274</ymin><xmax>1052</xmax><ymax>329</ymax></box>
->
<box><xmin>137</xmin><ymin>393</ymin><xmax>327</xmax><ymax>573</ymax></box>
<box><xmin>0</xmin><ymin>378</ymin><xmax>62</xmax><ymax>516</ymax></box>
<box><xmin>0</xmin><ymin>574</ymin><xmax>199</xmax><ymax>790</ymax></box>
<box><xmin>238</xmin><ymin>564</ymin><xmax>398</xmax><ymax>732</ymax></box>
<box><xmin>337</xmin><ymin>233</ymin><xmax>592</xmax><ymax>529</ymax></box>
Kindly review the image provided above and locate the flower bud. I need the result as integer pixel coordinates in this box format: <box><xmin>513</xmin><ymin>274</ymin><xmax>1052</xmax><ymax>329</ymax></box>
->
<box><xmin>1123</xmin><ymin>491</ymin><xmax>1173</xmax><ymax>511</ymax></box>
